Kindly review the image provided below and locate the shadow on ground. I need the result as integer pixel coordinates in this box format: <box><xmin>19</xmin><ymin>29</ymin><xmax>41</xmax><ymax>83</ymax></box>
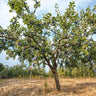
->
<box><xmin>61</xmin><ymin>82</ymin><xmax>96</xmax><ymax>95</ymax></box>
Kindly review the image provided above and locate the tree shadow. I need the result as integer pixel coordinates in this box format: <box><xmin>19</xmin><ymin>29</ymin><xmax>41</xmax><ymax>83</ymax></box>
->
<box><xmin>61</xmin><ymin>82</ymin><xmax>96</xmax><ymax>94</ymax></box>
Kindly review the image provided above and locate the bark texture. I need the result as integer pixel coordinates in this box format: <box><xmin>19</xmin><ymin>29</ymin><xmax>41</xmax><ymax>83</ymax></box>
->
<box><xmin>52</xmin><ymin>69</ymin><xmax>60</xmax><ymax>90</ymax></box>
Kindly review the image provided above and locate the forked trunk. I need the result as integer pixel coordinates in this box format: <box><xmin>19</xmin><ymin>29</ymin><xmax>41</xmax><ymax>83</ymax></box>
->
<box><xmin>52</xmin><ymin>69</ymin><xmax>60</xmax><ymax>90</ymax></box>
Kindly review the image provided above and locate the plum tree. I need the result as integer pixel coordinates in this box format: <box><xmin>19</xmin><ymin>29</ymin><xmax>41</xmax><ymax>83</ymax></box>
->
<box><xmin>0</xmin><ymin>0</ymin><xmax>96</xmax><ymax>90</ymax></box>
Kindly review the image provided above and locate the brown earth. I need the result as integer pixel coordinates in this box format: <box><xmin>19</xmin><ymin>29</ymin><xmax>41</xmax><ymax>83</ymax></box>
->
<box><xmin>0</xmin><ymin>78</ymin><xmax>96</xmax><ymax>96</ymax></box>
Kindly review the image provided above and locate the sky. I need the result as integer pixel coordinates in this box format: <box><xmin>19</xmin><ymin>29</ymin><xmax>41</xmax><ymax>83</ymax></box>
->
<box><xmin>0</xmin><ymin>0</ymin><xmax>96</xmax><ymax>67</ymax></box>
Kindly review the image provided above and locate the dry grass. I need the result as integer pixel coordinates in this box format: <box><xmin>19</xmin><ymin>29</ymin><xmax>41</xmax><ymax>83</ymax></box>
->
<box><xmin>0</xmin><ymin>78</ymin><xmax>96</xmax><ymax>96</ymax></box>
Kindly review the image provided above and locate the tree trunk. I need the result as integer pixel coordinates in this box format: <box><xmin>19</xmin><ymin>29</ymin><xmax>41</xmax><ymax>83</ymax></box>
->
<box><xmin>52</xmin><ymin>69</ymin><xmax>60</xmax><ymax>90</ymax></box>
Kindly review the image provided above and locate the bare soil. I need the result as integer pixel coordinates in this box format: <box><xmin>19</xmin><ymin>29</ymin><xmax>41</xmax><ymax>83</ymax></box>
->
<box><xmin>0</xmin><ymin>78</ymin><xmax>96</xmax><ymax>96</ymax></box>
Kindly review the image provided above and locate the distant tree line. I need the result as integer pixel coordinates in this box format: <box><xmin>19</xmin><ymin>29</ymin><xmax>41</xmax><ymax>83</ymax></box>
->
<box><xmin>57</xmin><ymin>63</ymin><xmax>96</xmax><ymax>78</ymax></box>
<box><xmin>0</xmin><ymin>63</ymin><xmax>48</xmax><ymax>79</ymax></box>
<box><xmin>0</xmin><ymin>62</ymin><xmax>96</xmax><ymax>79</ymax></box>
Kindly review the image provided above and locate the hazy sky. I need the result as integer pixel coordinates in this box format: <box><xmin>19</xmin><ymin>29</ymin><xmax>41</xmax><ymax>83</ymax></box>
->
<box><xmin>0</xmin><ymin>0</ymin><xmax>96</xmax><ymax>67</ymax></box>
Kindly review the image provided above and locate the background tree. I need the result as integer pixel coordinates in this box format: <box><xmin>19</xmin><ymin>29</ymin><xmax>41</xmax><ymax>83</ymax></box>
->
<box><xmin>0</xmin><ymin>0</ymin><xmax>96</xmax><ymax>90</ymax></box>
<box><xmin>0</xmin><ymin>63</ymin><xmax>5</xmax><ymax>72</ymax></box>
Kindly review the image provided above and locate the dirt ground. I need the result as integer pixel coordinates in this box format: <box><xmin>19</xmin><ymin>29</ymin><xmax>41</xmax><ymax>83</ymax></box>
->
<box><xmin>0</xmin><ymin>78</ymin><xmax>96</xmax><ymax>96</ymax></box>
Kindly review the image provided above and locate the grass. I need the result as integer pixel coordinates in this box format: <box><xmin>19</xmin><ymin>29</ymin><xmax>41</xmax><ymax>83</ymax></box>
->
<box><xmin>0</xmin><ymin>78</ymin><xmax>96</xmax><ymax>96</ymax></box>
<box><xmin>0</xmin><ymin>79</ymin><xmax>6</xmax><ymax>86</ymax></box>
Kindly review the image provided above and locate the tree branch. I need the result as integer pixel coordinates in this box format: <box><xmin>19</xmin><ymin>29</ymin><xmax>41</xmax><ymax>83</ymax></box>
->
<box><xmin>0</xmin><ymin>35</ymin><xmax>17</xmax><ymax>40</ymax></box>
<box><xmin>52</xmin><ymin>36</ymin><xmax>68</xmax><ymax>58</ymax></box>
<box><xmin>43</xmin><ymin>53</ymin><xmax>52</xmax><ymax>69</ymax></box>
<box><xmin>27</xmin><ymin>35</ymin><xmax>42</xmax><ymax>48</ymax></box>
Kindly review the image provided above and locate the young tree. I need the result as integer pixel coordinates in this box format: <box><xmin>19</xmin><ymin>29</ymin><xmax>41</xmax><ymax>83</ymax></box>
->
<box><xmin>0</xmin><ymin>0</ymin><xmax>96</xmax><ymax>90</ymax></box>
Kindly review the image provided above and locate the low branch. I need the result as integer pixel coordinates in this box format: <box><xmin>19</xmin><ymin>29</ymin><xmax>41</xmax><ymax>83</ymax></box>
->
<box><xmin>0</xmin><ymin>35</ymin><xmax>17</xmax><ymax>40</ymax></box>
<box><xmin>43</xmin><ymin>53</ymin><xmax>52</xmax><ymax>69</ymax></box>
<box><xmin>27</xmin><ymin>34</ymin><xmax>53</xmax><ymax>68</ymax></box>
